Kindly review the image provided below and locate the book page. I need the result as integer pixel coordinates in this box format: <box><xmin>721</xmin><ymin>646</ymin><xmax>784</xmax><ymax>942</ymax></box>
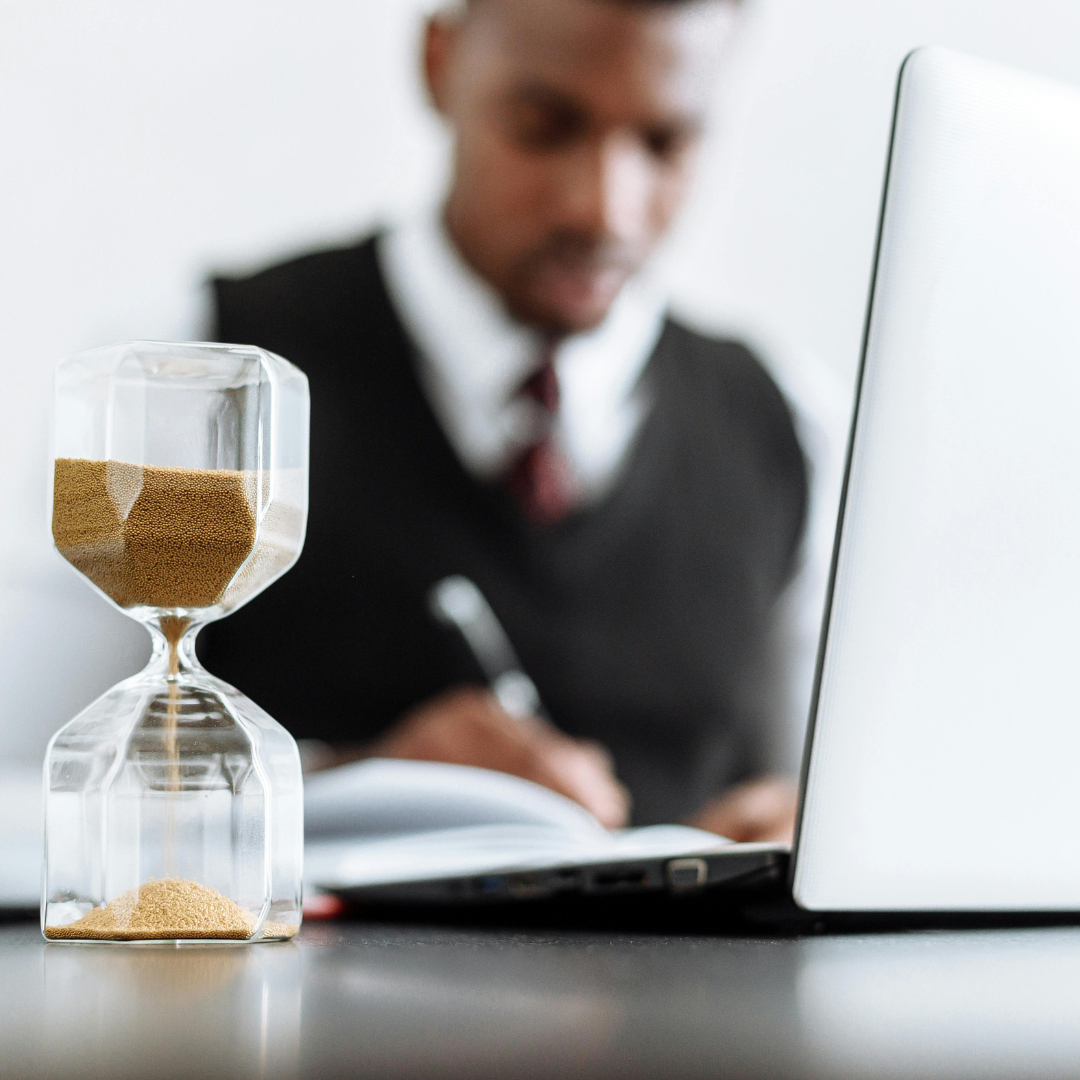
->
<box><xmin>305</xmin><ymin>758</ymin><xmax>608</xmax><ymax>840</ymax></box>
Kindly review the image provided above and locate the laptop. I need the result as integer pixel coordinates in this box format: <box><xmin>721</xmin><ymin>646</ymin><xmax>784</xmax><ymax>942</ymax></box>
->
<box><xmin>310</xmin><ymin>47</ymin><xmax>1080</xmax><ymax>914</ymax></box>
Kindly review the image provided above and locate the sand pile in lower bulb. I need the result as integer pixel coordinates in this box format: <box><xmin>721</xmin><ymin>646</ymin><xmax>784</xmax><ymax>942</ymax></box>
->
<box><xmin>46</xmin><ymin>879</ymin><xmax>257</xmax><ymax>941</ymax></box>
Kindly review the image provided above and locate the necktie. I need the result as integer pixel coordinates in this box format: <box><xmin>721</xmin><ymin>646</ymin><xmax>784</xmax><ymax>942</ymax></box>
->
<box><xmin>504</xmin><ymin>352</ymin><xmax>578</xmax><ymax>524</ymax></box>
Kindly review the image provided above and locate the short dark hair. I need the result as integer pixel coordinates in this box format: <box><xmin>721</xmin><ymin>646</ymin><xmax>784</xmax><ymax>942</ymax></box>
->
<box><xmin>454</xmin><ymin>0</ymin><xmax>741</xmax><ymax>29</ymax></box>
<box><xmin>614</xmin><ymin>0</ymin><xmax>740</xmax><ymax>5</ymax></box>
<box><xmin>463</xmin><ymin>0</ymin><xmax>738</xmax><ymax>8</ymax></box>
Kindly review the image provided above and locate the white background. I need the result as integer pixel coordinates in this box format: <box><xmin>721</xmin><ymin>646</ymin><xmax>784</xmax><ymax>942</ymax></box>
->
<box><xmin>2</xmin><ymin>0</ymin><xmax>1080</xmax><ymax>763</ymax></box>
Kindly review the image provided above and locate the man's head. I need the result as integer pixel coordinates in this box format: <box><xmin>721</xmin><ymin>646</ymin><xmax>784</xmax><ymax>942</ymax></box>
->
<box><xmin>425</xmin><ymin>0</ymin><xmax>741</xmax><ymax>335</ymax></box>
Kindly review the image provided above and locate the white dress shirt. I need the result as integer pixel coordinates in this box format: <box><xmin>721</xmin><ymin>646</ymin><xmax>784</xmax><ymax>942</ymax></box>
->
<box><xmin>378</xmin><ymin>209</ymin><xmax>667</xmax><ymax>503</ymax></box>
<box><xmin>378</xmin><ymin>209</ymin><xmax>849</xmax><ymax>776</ymax></box>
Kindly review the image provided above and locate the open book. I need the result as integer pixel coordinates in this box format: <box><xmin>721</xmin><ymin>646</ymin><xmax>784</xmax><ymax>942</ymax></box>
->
<box><xmin>304</xmin><ymin>758</ymin><xmax>735</xmax><ymax>898</ymax></box>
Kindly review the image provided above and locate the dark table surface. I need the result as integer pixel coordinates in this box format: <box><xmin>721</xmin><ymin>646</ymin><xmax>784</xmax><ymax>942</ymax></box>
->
<box><xmin>3</xmin><ymin>914</ymin><xmax>1080</xmax><ymax>1079</ymax></box>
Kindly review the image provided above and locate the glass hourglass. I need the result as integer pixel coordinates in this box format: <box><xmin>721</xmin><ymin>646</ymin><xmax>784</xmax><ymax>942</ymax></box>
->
<box><xmin>43</xmin><ymin>341</ymin><xmax>308</xmax><ymax>943</ymax></box>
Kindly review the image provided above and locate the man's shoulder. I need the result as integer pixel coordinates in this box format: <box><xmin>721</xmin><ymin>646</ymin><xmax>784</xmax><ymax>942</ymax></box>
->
<box><xmin>212</xmin><ymin>234</ymin><xmax>388</xmax><ymax>354</ymax></box>
<box><xmin>659</xmin><ymin>319</ymin><xmax>797</xmax><ymax>432</ymax></box>
<box><xmin>658</xmin><ymin>318</ymin><xmax>807</xmax><ymax>511</ymax></box>
<box><xmin>215</xmin><ymin>234</ymin><xmax>380</xmax><ymax>301</ymax></box>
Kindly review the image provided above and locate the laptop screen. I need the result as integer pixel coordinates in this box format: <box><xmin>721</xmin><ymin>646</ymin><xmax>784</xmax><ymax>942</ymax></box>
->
<box><xmin>795</xmin><ymin>47</ymin><xmax>1080</xmax><ymax>911</ymax></box>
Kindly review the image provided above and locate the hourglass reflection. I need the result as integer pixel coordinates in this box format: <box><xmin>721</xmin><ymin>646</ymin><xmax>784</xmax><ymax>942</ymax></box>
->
<box><xmin>44</xmin><ymin>341</ymin><xmax>308</xmax><ymax>942</ymax></box>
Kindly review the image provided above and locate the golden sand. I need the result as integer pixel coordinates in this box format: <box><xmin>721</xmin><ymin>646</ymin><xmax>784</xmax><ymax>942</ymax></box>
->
<box><xmin>52</xmin><ymin>458</ymin><xmax>257</xmax><ymax>610</ymax></box>
<box><xmin>46</xmin><ymin>879</ymin><xmax>255</xmax><ymax>941</ymax></box>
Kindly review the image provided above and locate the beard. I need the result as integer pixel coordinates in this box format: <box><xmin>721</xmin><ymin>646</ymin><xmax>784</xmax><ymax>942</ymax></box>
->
<box><xmin>510</xmin><ymin>231</ymin><xmax>644</xmax><ymax>333</ymax></box>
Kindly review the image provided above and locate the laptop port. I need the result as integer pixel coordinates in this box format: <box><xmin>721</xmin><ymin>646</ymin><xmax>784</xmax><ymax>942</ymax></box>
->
<box><xmin>505</xmin><ymin>872</ymin><xmax>550</xmax><ymax>899</ymax></box>
<box><xmin>590</xmin><ymin>866</ymin><xmax>650</xmax><ymax>891</ymax></box>
<box><xmin>666</xmin><ymin>857</ymin><xmax>708</xmax><ymax>893</ymax></box>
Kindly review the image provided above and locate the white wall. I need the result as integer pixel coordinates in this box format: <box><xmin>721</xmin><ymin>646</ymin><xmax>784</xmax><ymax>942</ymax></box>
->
<box><xmin>2</xmin><ymin>0</ymin><xmax>1079</xmax><ymax>762</ymax></box>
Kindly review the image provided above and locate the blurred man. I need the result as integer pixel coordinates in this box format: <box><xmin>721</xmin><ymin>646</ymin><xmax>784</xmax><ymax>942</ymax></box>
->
<box><xmin>202</xmin><ymin>0</ymin><xmax>822</xmax><ymax>840</ymax></box>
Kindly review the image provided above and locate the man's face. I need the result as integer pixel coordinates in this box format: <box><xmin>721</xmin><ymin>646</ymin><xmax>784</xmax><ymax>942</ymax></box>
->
<box><xmin>427</xmin><ymin>0</ymin><xmax>739</xmax><ymax>335</ymax></box>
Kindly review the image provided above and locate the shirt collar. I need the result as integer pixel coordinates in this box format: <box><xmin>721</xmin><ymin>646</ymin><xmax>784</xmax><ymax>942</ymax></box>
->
<box><xmin>378</xmin><ymin>207</ymin><xmax>666</xmax><ymax>490</ymax></box>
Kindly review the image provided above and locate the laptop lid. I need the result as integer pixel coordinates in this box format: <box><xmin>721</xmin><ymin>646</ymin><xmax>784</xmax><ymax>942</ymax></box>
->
<box><xmin>793</xmin><ymin>47</ymin><xmax>1080</xmax><ymax>911</ymax></box>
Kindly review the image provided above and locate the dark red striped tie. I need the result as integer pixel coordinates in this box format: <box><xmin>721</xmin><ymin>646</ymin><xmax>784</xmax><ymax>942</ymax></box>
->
<box><xmin>505</xmin><ymin>353</ymin><xmax>577</xmax><ymax>524</ymax></box>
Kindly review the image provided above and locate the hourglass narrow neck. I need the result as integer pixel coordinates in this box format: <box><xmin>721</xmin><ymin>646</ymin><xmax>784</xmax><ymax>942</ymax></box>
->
<box><xmin>146</xmin><ymin>616</ymin><xmax>206</xmax><ymax>678</ymax></box>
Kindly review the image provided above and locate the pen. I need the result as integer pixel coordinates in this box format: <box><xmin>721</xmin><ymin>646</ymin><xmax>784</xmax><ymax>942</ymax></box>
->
<box><xmin>428</xmin><ymin>575</ymin><xmax>548</xmax><ymax>722</ymax></box>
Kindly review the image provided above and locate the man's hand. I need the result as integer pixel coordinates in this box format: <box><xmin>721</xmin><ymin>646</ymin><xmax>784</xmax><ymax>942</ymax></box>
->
<box><xmin>369</xmin><ymin>685</ymin><xmax>632</xmax><ymax>829</ymax></box>
<box><xmin>686</xmin><ymin>776</ymin><xmax>798</xmax><ymax>844</ymax></box>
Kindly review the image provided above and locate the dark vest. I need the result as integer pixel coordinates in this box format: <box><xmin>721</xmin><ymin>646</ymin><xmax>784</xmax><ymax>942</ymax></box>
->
<box><xmin>199</xmin><ymin>236</ymin><xmax>808</xmax><ymax>824</ymax></box>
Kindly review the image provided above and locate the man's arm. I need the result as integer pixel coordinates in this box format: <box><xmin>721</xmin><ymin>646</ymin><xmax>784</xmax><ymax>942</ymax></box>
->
<box><xmin>686</xmin><ymin>776</ymin><xmax>798</xmax><ymax>843</ymax></box>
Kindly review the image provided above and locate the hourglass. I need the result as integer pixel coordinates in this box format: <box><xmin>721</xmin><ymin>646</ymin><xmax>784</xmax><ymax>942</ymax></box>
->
<box><xmin>43</xmin><ymin>341</ymin><xmax>308</xmax><ymax>943</ymax></box>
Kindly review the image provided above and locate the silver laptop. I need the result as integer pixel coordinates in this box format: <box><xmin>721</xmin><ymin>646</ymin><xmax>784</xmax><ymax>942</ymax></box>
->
<box><xmin>794</xmin><ymin>45</ymin><xmax>1080</xmax><ymax>913</ymax></box>
<box><xmin>322</xmin><ymin>47</ymin><xmax>1080</xmax><ymax>913</ymax></box>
